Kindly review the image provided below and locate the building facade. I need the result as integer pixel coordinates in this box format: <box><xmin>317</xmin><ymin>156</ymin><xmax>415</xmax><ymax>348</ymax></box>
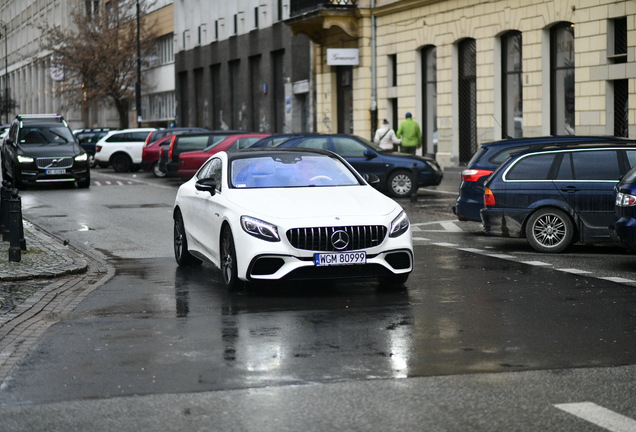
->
<box><xmin>174</xmin><ymin>0</ymin><xmax>312</xmax><ymax>132</ymax></box>
<box><xmin>0</xmin><ymin>0</ymin><xmax>176</xmax><ymax>129</ymax></box>
<box><xmin>287</xmin><ymin>0</ymin><xmax>635</xmax><ymax>167</ymax></box>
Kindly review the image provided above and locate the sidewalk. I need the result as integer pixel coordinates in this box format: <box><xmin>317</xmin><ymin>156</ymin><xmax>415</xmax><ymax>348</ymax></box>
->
<box><xmin>0</xmin><ymin>220</ymin><xmax>88</xmax><ymax>281</ymax></box>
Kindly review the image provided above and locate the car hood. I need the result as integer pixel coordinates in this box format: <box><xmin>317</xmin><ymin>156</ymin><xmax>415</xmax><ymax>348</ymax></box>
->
<box><xmin>229</xmin><ymin>186</ymin><xmax>400</xmax><ymax>220</ymax></box>
<box><xmin>18</xmin><ymin>143</ymin><xmax>81</xmax><ymax>157</ymax></box>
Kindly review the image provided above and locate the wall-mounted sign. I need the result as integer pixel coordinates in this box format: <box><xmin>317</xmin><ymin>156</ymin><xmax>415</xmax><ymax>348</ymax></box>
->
<box><xmin>327</xmin><ymin>49</ymin><xmax>359</xmax><ymax>66</ymax></box>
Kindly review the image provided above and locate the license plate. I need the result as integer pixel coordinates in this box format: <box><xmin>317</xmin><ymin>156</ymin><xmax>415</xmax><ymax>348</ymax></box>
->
<box><xmin>314</xmin><ymin>251</ymin><xmax>366</xmax><ymax>266</ymax></box>
<box><xmin>46</xmin><ymin>169</ymin><xmax>66</xmax><ymax>175</ymax></box>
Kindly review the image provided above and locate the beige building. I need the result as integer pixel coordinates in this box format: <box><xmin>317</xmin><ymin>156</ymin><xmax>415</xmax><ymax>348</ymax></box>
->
<box><xmin>287</xmin><ymin>0</ymin><xmax>635</xmax><ymax>168</ymax></box>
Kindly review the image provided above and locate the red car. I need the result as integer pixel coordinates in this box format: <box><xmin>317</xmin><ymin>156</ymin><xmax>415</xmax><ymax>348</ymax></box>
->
<box><xmin>141</xmin><ymin>134</ymin><xmax>176</xmax><ymax>178</ymax></box>
<box><xmin>177</xmin><ymin>133</ymin><xmax>270</xmax><ymax>180</ymax></box>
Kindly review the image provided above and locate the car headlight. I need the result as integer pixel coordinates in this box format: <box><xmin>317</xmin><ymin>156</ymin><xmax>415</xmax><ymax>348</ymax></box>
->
<box><xmin>17</xmin><ymin>155</ymin><xmax>34</xmax><ymax>164</ymax></box>
<box><xmin>75</xmin><ymin>153</ymin><xmax>88</xmax><ymax>162</ymax></box>
<box><xmin>389</xmin><ymin>211</ymin><xmax>410</xmax><ymax>238</ymax></box>
<box><xmin>241</xmin><ymin>216</ymin><xmax>280</xmax><ymax>242</ymax></box>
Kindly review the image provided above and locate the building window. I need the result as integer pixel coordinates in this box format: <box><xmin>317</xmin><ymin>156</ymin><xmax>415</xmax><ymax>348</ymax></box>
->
<box><xmin>614</xmin><ymin>79</ymin><xmax>629</xmax><ymax>137</ymax></box>
<box><xmin>214</xmin><ymin>20</ymin><xmax>219</xmax><ymax>40</ymax></box>
<box><xmin>421</xmin><ymin>46</ymin><xmax>437</xmax><ymax>155</ymax></box>
<box><xmin>151</xmin><ymin>34</ymin><xmax>174</xmax><ymax>67</ymax></box>
<box><xmin>233</xmin><ymin>14</ymin><xmax>238</xmax><ymax>35</ymax></box>
<box><xmin>85</xmin><ymin>0</ymin><xmax>100</xmax><ymax>18</ymax></box>
<box><xmin>550</xmin><ymin>23</ymin><xmax>575</xmax><ymax>135</ymax></box>
<box><xmin>458</xmin><ymin>38</ymin><xmax>477</xmax><ymax>164</ymax></box>
<box><xmin>502</xmin><ymin>31</ymin><xmax>523</xmax><ymax>138</ymax></box>
<box><xmin>254</xmin><ymin>7</ymin><xmax>259</xmax><ymax>29</ymax></box>
<box><xmin>608</xmin><ymin>17</ymin><xmax>627</xmax><ymax>64</ymax></box>
<box><xmin>388</xmin><ymin>54</ymin><xmax>397</xmax><ymax>87</ymax></box>
<box><xmin>278</xmin><ymin>0</ymin><xmax>283</xmax><ymax>21</ymax></box>
<box><xmin>142</xmin><ymin>91</ymin><xmax>176</xmax><ymax>123</ymax></box>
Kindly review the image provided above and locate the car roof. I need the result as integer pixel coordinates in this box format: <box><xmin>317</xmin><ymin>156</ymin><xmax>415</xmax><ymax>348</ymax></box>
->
<box><xmin>505</xmin><ymin>141</ymin><xmax>636</xmax><ymax>158</ymax></box>
<box><xmin>480</xmin><ymin>135</ymin><xmax>634</xmax><ymax>149</ymax></box>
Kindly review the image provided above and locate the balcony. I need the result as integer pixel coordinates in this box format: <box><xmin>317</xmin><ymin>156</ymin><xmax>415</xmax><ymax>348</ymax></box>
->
<box><xmin>290</xmin><ymin>0</ymin><xmax>358</xmax><ymax>17</ymax></box>
<box><xmin>287</xmin><ymin>0</ymin><xmax>360</xmax><ymax>44</ymax></box>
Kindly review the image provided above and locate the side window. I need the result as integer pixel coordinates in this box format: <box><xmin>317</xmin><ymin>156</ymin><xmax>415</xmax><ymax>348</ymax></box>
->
<box><xmin>106</xmin><ymin>133</ymin><xmax>125</xmax><ymax>142</ymax></box>
<box><xmin>555</xmin><ymin>153</ymin><xmax>573</xmax><ymax>180</ymax></box>
<box><xmin>333</xmin><ymin>137</ymin><xmax>366</xmax><ymax>157</ymax></box>
<box><xmin>297</xmin><ymin>137</ymin><xmax>329</xmax><ymax>150</ymax></box>
<box><xmin>625</xmin><ymin>150</ymin><xmax>636</xmax><ymax>168</ymax></box>
<box><xmin>491</xmin><ymin>145</ymin><xmax>531</xmax><ymax>164</ymax></box>
<box><xmin>505</xmin><ymin>153</ymin><xmax>557</xmax><ymax>180</ymax></box>
<box><xmin>132</xmin><ymin>132</ymin><xmax>150</xmax><ymax>141</ymax></box>
<box><xmin>571</xmin><ymin>150</ymin><xmax>620</xmax><ymax>180</ymax></box>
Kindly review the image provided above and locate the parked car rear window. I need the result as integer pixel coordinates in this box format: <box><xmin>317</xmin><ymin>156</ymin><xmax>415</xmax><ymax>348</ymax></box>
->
<box><xmin>490</xmin><ymin>145</ymin><xmax>531</xmax><ymax>164</ymax></box>
<box><xmin>506</xmin><ymin>153</ymin><xmax>556</xmax><ymax>180</ymax></box>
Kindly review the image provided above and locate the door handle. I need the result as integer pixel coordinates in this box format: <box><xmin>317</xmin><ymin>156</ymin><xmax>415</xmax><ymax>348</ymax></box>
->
<box><xmin>560</xmin><ymin>186</ymin><xmax>580</xmax><ymax>193</ymax></box>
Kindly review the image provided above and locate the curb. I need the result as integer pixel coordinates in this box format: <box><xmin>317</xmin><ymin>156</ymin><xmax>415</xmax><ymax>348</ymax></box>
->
<box><xmin>0</xmin><ymin>221</ymin><xmax>89</xmax><ymax>281</ymax></box>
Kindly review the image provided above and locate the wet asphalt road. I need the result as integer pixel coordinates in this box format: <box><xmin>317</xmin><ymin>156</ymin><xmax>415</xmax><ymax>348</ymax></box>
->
<box><xmin>1</xmin><ymin>169</ymin><xmax>636</xmax><ymax>430</ymax></box>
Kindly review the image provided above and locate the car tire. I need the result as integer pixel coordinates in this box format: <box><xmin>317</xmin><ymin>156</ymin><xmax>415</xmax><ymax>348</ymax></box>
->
<box><xmin>387</xmin><ymin>170</ymin><xmax>415</xmax><ymax>198</ymax></box>
<box><xmin>152</xmin><ymin>162</ymin><xmax>166</xmax><ymax>178</ymax></box>
<box><xmin>174</xmin><ymin>211</ymin><xmax>202</xmax><ymax>266</ymax></box>
<box><xmin>525</xmin><ymin>208</ymin><xmax>574</xmax><ymax>253</ymax></box>
<box><xmin>111</xmin><ymin>153</ymin><xmax>132</xmax><ymax>172</ymax></box>
<box><xmin>221</xmin><ymin>226</ymin><xmax>244</xmax><ymax>291</ymax></box>
<box><xmin>77</xmin><ymin>172</ymin><xmax>91</xmax><ymax>189</ymax></box>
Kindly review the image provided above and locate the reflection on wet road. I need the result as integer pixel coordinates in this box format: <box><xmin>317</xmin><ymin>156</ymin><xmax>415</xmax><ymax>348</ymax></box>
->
<box><xmin>2</xmin><ymin>243</ymin><xmax>636</xmax><ymax>405</ymax></box>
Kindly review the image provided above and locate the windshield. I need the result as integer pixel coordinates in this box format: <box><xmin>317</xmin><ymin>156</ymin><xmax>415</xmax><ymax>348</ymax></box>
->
<box><xmin>231</xmin><ymin>154</ymin><xmax>360</xmax><ymax>188</ymax></box>
<box><xmin>19</xmin><ymin>125</ymin><xmax>75</xmax><ymax>145</ymax></box>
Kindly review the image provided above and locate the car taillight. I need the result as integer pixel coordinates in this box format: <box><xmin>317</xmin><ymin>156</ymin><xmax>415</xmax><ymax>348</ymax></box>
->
<box><xmin>96</xmin><ymin>145</ymin><xmax>102</xmax><ymax>152</ymax></box>
<box><xmin>616</xmin><ymin>192</ymin><xmax>636</xmax><ymax>207</ymax></box>
<box><xmin>462</xmin><ymin>169</ymin><xmax>493</xmax><ymax>182</ymax></box>
<box><xmin>484</xmin><ymin>187</ymin><xmax>496</xmax><ymax>206</ymax></box>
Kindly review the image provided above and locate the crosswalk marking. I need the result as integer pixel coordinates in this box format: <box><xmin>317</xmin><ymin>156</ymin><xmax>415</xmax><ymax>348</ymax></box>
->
<box><xmin>555</xmin><ymin>402</ymin><xmax>636</xmax><ymax>432</ymax></box>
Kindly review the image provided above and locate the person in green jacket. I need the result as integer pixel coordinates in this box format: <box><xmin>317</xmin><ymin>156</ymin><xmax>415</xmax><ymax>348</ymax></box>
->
<box><xmin>396</xmin><ymin>112</ymin><xmax>422</xmax><ymax>155</ymax></box>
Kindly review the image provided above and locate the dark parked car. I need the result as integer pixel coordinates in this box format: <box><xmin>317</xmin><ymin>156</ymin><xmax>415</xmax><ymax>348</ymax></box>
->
<box><xmin>1</xmin><ymin>114</ymin><xmax>90</xmax><ymax>189</ymax></box>
<box><xmin>161</xmin><ymin>131</ymin><xmax>246</xmax><ymax>177</ymax></box>
<box><xmin>277</xmin><ymin>134</ymin><xmax>443</xmax><ymax>198</ymax></box>
<box><xmin>249</xmin><ymin>133</ymin><xmax>313</xmax><ymax>148</ymax></box>
<box><xmin>73</xmin><ymin>128</ymin><xmax>114</xmax><ymax>165</ymax></box>
<box><xmin>144</xmin><ymin>127</ymin><xmax>209</xmax><ymax>146</ymax></box>
<box><xmin>481</xmin><ymin>142</ymin><xmax>636</xmax><ymax>253</ymax></box>
<box><xmin>611</xmin><ymin>165</ymin><xmax>636</xmax><ymax>251</ymax></box>
<box><xmin>454</xmin><ymin>136</ymin><xmax>636</xmax><ymax>222</ymax></box>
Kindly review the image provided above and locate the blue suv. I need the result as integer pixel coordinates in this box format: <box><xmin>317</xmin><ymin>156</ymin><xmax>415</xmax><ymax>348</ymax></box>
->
<box><xmin>611</xmin><ymin>165</ymin><xmax>636</xmax><ymax>251</ymax></box>
<box><xmin>481</xmin><ymin>142</ymin><xmax>636</xmax><ymax>253</ymax></box>
<box><xmin>454</xmin><ymin>136</ymin><xmax>636</xmax><ymax>222</ymax></box>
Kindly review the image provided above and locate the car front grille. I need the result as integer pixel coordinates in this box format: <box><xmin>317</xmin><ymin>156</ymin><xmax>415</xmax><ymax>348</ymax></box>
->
<box><xmin>286</xmin><ymin>225</ymin><xmax>387</xmax><ymax>252</ymax></box>
<box><xmin>36</xmin><ymin>157</ymin><xmax>73</xmax><ymax>169</ymax></box>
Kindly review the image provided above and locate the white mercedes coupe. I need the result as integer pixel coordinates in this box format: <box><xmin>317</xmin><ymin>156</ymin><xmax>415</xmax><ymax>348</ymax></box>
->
<box><xmin>173</xmin><ymin>148</ymin><xmax>413</xmax><ymax>289</ymax></box>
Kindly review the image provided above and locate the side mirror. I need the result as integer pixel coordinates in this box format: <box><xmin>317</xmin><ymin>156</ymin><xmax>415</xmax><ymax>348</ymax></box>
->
<box><xmin>195</xmin><ymin>178</ymin><xmax>217</xmax><ymax>196</ymax></box>
<box><xmin>364</xmin><ymin>149</ymin><xmax>377</xmax><ymax>159</ymax></box>
<box><xmin>364</xmin><ymin>173</ymin><xmax>381</xmax><ymax>187</ymax></box>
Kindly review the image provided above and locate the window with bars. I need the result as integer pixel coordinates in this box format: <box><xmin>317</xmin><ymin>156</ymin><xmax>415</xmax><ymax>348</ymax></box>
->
<box><xmin>458</xmin><ymin>38</ymin><xmax>477</xmax><ymax>164</ymax></box>
<box><xmin>550</xmin><ymin>23</ymin><xmax>575</xmax><ymax>135</ymax></box>
<box><xmin>614</xmin><ymin>79</ymin><xmax>628</xmax><ymax>137</ymax></box>
<box><xmin>609</xmin><ymin>17</ymin><xmax>627</xmax><ymax>64</ymax></box>
<box><xmin>421</xmin><ymin>46</ymin><xmax>437</xmax><ymax>155</ymax></box>
<box><xmin>502</xmin><ymin>31</ymin><xmax>523</xmax><ymax>139</ymax></box>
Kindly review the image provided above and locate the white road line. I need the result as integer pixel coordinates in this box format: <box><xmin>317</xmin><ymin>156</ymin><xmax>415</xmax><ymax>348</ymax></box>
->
<box><xmin>486</xmin><ymin>253</ymin><xmax>516</xmax><ymax>259</ymax></box>
<box><xmin>440</xmin><ymin>221</ymin><xmax>463</xmax><ymax>232</ymax></box>
<box><xmin>412</xmin><ymin>237</ymin><xmax>430</xmax><ymax>242</ymax></box>
<box><xmin>94</xmin><ymin>181</ymin><xmax>102</xmax><ymax>186</ymax></box>
<box><xmin>457</xmin><ymin>248</ymin><xmax>483</xmax><ymax>253</ymax></box>
<box><xmin>555</xmin><ymin>402</ymin><xmax>636</xmax><ymax>432</ymax></box>
<box><xmin>600</xmin><ymin>276</ymin><xmax>636</xmax><ymax>284</ymax></box>
<box><xmin>432</xmin><ymin>242</ymin><xmax>459</xmax><ymax>247</ymax></box>
<box><xmin>520</xmin><ymin>260</ymin><xmax>552</xmax><ymax>267</ymax></box>
<box><xmin>557</xmin><ymin>268</ymin><xmax>593</xmax><ymax>275</ymax></box>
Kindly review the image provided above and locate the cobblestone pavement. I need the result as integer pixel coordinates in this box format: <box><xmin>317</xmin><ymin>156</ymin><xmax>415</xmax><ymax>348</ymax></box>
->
<box><xmin>0</xmin><ymin>219</ymin><xmax>115</xmax><ymax>384</ymax></box>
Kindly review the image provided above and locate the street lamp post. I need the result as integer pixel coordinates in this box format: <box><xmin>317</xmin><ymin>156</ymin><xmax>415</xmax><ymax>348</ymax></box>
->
<box><xmin>135</xmin><ymin>0</ymin><xmax>142</xmax><ymax>128</ymax></box>
<box><xmin>0</xmin><ymin>20</ymin><xmax>8</xmax><ymax>124</ymax></box>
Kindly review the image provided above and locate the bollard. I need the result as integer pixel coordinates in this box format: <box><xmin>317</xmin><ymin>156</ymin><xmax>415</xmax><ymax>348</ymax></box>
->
<box><xmin>410</xmin><ymin>163</ymin><xmax>418</xmax><ymax>203</ymax></box>
<box><xmin>8</xmin><ymin>188</ymin><xmax>26</xmax><ymax>262</ymax></box>
<box><xmin>1</xmin><ymin>181</ymin><xmax>12</xmax><ymax>241</ymax></box>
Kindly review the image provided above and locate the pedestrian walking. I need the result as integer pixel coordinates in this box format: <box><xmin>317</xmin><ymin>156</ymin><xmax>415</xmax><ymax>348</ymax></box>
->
<box><xmin>396</xmin><ymin>112</ymin><xmax>422</xmax><ymax>155</ymax></box>
<box><xmin>373</xmin><ymin>119</ymin><xmax>401</xmax><ymax>151</ymax></box>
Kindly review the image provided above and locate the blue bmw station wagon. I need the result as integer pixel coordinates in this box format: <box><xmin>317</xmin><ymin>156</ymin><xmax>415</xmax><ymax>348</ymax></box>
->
<box><xmin>481</xmin><ymin>142</ymin><xmax>636</xmax><ymax>253</ymax></box>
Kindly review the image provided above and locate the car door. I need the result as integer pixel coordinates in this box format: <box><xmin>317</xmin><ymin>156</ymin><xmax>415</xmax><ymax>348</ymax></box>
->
<box><xmin>330</xmin><ymin>136</ymin><xmax>387</xmax><ymax>182</ymax></box>
<box><xmin>554</xmin><ymin>149</ymin><xmax>623</xmax><ymax>240</ymax></box>
<box><xmin>189</xmin><ymin>157</ymin><xmax>224</xmax><ymax>263</ymax></box>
